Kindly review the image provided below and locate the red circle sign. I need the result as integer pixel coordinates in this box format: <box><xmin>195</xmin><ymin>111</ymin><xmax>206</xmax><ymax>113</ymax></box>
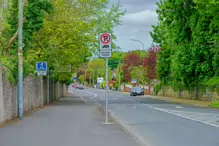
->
<box><xmin>100</xmin><ymin>34</ymin><xmax>111</xmax><ymax>44</ymax></box>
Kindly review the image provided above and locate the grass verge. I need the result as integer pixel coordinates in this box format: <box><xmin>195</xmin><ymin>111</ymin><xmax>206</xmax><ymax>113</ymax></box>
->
<box><xmin>209</xmin><ymin>101</ymin><xmax>219</xmax><ymax>108</ymax></box>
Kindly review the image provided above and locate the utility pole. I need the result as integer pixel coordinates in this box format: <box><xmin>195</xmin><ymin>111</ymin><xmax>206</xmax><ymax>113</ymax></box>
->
<box><xmin>18</xmin><ymin>0</ymin><xmax>24</xmax><ymax>118</ymax></box>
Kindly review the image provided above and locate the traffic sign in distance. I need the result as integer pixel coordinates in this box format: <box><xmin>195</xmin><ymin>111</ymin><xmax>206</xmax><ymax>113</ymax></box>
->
<box><xmin>37</xmin><ymin>62</ymin><xmax>47</xmax><ymax>71</ymax></box>
<box><xmin>36</xmin><ymin>62</ymin><xmax>47</xmax><ymax>76</ymax></box>
<box><xmin>100</xmin><ymin>33</ymin><xmax>112</xmax><ymax>58</ymax></box>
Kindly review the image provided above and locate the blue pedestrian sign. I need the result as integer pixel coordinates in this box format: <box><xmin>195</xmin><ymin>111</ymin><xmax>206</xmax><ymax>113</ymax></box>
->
<box><xmin>36</xmin><ymin>62</ymin><xmax>47</xmax><ymax>76</ymax></box>
<box><xmin>37</xmin><ymin>62</ymin><xmax>47</xmax><ymax>71</ymax></box>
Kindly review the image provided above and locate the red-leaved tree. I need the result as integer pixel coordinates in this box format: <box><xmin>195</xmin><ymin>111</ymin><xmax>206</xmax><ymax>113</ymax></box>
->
<box><xmin>122</xmin><ymin>52</ymin><xmax>141</xmax><ymax>82</ymax></box>
<box><xmin>142</xmin><ymin>46</ymin><xmax>160</xmax><ymax>93</ymax></box>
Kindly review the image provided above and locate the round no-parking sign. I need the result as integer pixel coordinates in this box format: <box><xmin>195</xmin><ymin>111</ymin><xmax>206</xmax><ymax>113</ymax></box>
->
<box><xmin>100</xmin><ymin>33</ymin><xmax>111</xmax><ymax>44</ymax></box>
<box><xmin>99</xmin><ymin>33</ymin><xmax>112</xmax><ymax>58</ymax></box>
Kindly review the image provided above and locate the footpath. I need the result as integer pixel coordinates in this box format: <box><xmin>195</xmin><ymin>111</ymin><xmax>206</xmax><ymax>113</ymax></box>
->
<box><xmin>0</xmin><ymin>94</ymin><xmax>141</xmax><ymax>146</ymax></box>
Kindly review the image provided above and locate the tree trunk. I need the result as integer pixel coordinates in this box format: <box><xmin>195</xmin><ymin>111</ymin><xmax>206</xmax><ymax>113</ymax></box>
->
<box><xmin>149</xmin><ymin>81</ymin><xmax>151</xmax><ymax>95</ymax></box>
<box><xmin>195</xmin><ymin>85</ymin><xmax>199</xmax><ymax>100</ymax></box>
<box><xmin>162</xmin><ymin>78</ymin><xmax>165</xmax><ymax>96</ymax></box>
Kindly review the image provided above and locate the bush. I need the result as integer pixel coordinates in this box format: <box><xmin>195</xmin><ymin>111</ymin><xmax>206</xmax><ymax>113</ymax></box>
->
<box><xmin>154</xmin><ymin>83</ymin><xmax>162</xmax><ymax>95</ymax></box>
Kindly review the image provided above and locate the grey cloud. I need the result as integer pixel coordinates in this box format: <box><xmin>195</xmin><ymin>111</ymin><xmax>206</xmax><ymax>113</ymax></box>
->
<box><xmin>110</xmin><ymin>0</ymin><xmax>159</xmax><ymax>51</ymax></box>
<box><xmin>121</xmin><ymin>10</ymin><xmax>158</xmax><ymax>27</ymax></box>
<box><xmin>111</xmin><ymin>0</ymin><xmax>159</xmax><ymax>12</ymax></box>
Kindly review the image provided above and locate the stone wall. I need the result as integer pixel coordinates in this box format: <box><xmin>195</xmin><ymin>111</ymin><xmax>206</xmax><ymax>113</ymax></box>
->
<box><xmin>157</xmin><ymin>86</ymin><xmax>219</xmax><ymax>101</ymax></box>
<box><xmin>0</xmin><ymin>63</ymin><xmax>4</xmax><ymax>124</ymax></box>
<box><xmin>2</xmin><ymin>70</ymin><xmax>14</xmax><ymax>121</ymax></box>
<box><xmin>0</xmin><ymin>65</ymin><xmax>67</xmax><ymax>123</ymax></box>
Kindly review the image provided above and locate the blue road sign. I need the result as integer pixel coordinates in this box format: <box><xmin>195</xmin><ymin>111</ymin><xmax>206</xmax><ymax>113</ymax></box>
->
<box><xmin>36</xmin><ymin>62</ymin><xmax>47</xmax><ymax>71</ymax></box>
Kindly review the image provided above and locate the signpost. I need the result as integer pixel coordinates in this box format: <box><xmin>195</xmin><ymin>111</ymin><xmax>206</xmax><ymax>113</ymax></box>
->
<box><xmin>100</xmin><ymin>33</ymin><xmax>112</xmax><ymax>58</ymax></box>
<box><xmin>36</xmin><ymin>62</ymin><xmax>49</xmax><ymax>104</ymax></box>
<box><xmin>36</xmin><ymin>62</ymin><xmax>48</xmax><ymax>76</ymax></box>
<box><xmin>100</xmin><ymin>33</ymin><xmax>112</xmax><ymax>124</ymax></box>
<box><xmin>132</xmin><ymin>79</ymin><xmax>137</xmax><ymax>84</ymax></box>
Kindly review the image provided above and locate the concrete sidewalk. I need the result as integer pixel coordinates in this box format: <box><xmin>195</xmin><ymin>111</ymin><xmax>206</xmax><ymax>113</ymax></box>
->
<box><xmin>0</xmin><ymin>95</ymin><xmax>140</xmax><ymax>146</ymax></box>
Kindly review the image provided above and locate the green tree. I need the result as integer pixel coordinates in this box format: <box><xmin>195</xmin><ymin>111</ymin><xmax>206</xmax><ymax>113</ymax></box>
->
<box><xmin>131</xmin><ymin>65</ymin><xmax>145</xmax><ymax>86</ymax></box>
<box><xmin>108</xmin><ymin>51</ymin><xmax>126</xmax><ymax>70</ymax></box>
<box><xmin>88</xmin><ymin>59</ymin><xmax>105</xmax><ymax>81</ymax></box>
<box><xmin>151</xmin><ymin>0</ymin><xmax>219</xmax><ymax>98</ymax></box>
<box><xmin>1</xmin><ymin>0</ymin><xmax>53</xmax><ymax>82</ymax></box>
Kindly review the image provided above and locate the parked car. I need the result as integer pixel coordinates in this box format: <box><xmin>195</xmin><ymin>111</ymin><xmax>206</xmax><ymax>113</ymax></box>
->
<box><xmin>130</xmin><ymin>87</ymin><xmax>144</xmax><ymax>96</ymax></box>
<box><xmin>78</xmin><ymin>86</ymin><xmax>84</xmax><ymax>90</ymax></box>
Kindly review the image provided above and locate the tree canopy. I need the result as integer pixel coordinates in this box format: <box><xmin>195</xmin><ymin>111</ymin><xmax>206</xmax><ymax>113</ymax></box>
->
<box><xmin>151</xmin><ymin>0</ymin><xmax>219</xmax><ymax>96</ymax></box>
<box><xmin>0</xmin><ymin>0</ymin><xmax>125</xmax><ymax>84</ymax></box>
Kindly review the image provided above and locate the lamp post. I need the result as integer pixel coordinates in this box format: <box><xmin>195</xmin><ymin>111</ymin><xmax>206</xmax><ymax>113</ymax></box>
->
<box><xmin>130</xmin><ymin>39</ymin><xmax>145</xmax><ymax>50</ymax></box>
<box><xmin>18</xmin><ymin>0</ymin><xmax>24</xmax><ymax>118</ymax></box>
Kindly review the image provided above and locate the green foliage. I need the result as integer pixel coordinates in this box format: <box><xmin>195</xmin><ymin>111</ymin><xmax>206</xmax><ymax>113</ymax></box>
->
<box><xmin>108</xmin><ymin>51</ymin><xmax>126</xmax><ymax>70</ymax></box>
<box><xmin>1</xmin><ymin>0</ymin><xmax>125</xmax><ymax>84</ymax></box>
<box><xmin>206</xmin><ymin>77</ymin><xmax>219</xmax><ymax>94</ymax></box>
<box><xmin>151</xmin><ymin>0</ymin><xmax>219</xmax><ymax>98</ymax></box>
<box><xmin>1</xmin><ymin>0</ymin><xmax>53</xmax><ymax>83</ymax></box>
<box><xmin>88</xmin><ymin>59</ymin><xmax>106</xmax><ymax>78</ymax></box>
<box><xmin>131</xmin><ymin>65</ymin><xmax>145</xmax><ymax>85</ymax></box>
<box><xmin>154</xmin><ymin>82</ymin><xmax>162</xmax><ymax>95</ymax></box>
<box><xmin>209</xmin><ymin>101</ymin><xmax>219</xmax><ymax>108</ymax></box>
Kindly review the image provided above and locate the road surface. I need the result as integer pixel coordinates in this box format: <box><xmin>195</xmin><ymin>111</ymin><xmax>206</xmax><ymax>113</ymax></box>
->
<box><xmin>75</xmin><ymin>87</ymin><xmax>219</xmax><ymax>146</ymax></box>
<box><xmin>0</xmin><ymin>88</ymin><xmax>141</xmax><ymax>146</ymax></box>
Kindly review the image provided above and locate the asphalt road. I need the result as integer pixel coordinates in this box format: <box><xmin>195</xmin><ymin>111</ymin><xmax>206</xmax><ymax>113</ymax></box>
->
<box><xmin>75</xmin><ymin>87</ymin><xmax>219</xmax><ymax>146</ymax></box>
<box><xmin>0</xmin><ymin>88</ymin><xmax>141</xmax><ymax>146</ymax></box>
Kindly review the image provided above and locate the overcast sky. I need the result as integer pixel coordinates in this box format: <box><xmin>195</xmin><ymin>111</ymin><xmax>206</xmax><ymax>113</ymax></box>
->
<box><xmin>110</xmin><ymin>0</ymin><xmax>159</xmax><ymax>52</ymax></box>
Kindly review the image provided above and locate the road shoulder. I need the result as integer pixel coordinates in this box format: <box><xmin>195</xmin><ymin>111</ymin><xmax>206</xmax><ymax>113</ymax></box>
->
<box><xmin>121</xmin><ymin>92</ymin><xmax>213</xmax><ymax>108</ymax></box>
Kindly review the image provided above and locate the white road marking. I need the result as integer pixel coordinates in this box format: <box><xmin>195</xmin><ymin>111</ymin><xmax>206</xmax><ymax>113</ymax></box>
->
<box><xmin>76</xmin><ymin>90</ymin><xmax>219</xmax><ymax>128</ymax></box>
<box><xmin>81</xmin><ymin>90</ymin><xmax>101</xmax><ymax>105</ymax></box>
<box><xmin>163</xmin><ymin>109</ymin><xmax>219</xmax><ymax>117</ymax></box>
<box><xmin>119</xmin><ymin>94</ymin><xmax>219</xmax><ymax>128</ymax></box>
<box><xmin>147</xmin><ymin>106</ymin><xmax>219</xmax><ymax>128</ymax></box>
<box><xmin>175</xmin><ymin>106</ymin><xmax>183</xmax><ymax>108</ymax></box>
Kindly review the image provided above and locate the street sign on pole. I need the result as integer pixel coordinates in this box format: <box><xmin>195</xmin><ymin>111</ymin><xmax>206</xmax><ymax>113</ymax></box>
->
<box><xmin>100</xmin><ymin>33</ymin><xmax>112</xmax><ymax>58</ymax></box>
<box><xmin>100</xmin><ymin>33</ymin><xmax>112</xmax><ymax>124</ymax></box>
<box><xmin>132</xmin><ymin>79</ymin><xmax>137</xmax><ymax>84</ymax></box>
<box><xmin>36</xmin><ymin>62</ymin><xmax>47</xmax><ymax>76</ymax></box>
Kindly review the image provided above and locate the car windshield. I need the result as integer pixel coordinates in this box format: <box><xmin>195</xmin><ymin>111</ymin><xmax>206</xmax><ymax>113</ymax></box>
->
<box><xmin>133</xmin><ymin>87</ymin><xmax>142</xmax><ymax>91</ymax></box>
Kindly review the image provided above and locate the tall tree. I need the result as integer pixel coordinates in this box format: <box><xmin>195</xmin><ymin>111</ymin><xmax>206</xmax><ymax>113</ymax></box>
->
<box><xmin>151</xmin><ymin>0</ymin><xmax>219</xmax><ymax>98</ymax></box>
<box><xmin>142</xmin><ymin>46</ymin><xmax>159</xmax><ymax>93</ymax></box>
<box><xmin>122</xmin><ymin>52</ymin><xmax>141</xmax><ymax>82</ymax></box>
<box><xmin>108</xmin><ymin>51</ymin><xmax>126</xmax><ymax>70</ymax></box>
<box><xmin>131</xmin><ymin>65</ymin><xmax>145</xmax><ymax>86</ymax></box>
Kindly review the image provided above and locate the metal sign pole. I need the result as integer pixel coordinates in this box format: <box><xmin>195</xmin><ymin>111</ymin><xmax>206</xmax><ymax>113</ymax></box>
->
<box><xmin>53</xmin><ymin>75</ymin><xmax>54</xmax><ymax>102</ymax></box>
<box><xmin>47</xmin><ymin>68</ymin><xmax>49</xmax><ymax>104</ymax></box>
<box><xmin>105</xmin><ymin>58</ymin><xmax>109</xmax><ymax>123</ymax></box>
<box><xmin>18</xmin><ymin>0</ymin><xmax>24</xmax><ymax>118</ymax></box>
<box><xmin>100</xmin><ymin>33</ymin><xmax>111</xmax><ymax>124</ymax></box>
